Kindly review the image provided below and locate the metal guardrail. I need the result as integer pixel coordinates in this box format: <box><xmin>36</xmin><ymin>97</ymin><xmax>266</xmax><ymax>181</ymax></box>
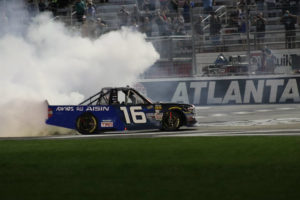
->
<box><xmin>146</xmin><ymin>29</ymin><xmax>300</xmax><ymax>56</ymax></box>
<box><xmin>201</xmin><ymin>5</ymin><xmax>227</xmax><ymax>32</ymax></box>
<box><xmin>198</xmin><ymin>29</ymin><xmax>300</xmax><ymax>52</ymax></box>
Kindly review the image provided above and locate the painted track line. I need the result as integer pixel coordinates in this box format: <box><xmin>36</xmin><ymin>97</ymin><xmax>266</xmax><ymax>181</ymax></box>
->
<box><xmin>2</xmin><ymin>128</ymin><xmax>300</xmax><ymax>141</ymax></box>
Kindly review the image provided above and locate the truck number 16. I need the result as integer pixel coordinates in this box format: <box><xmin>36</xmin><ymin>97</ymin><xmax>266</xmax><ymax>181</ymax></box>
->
<box><xmin>120</xmin><ymin>106</ymin><xmax>147</xmax><ymax>124</ymax></box>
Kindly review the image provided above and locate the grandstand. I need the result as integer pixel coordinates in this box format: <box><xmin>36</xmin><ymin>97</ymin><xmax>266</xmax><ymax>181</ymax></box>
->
<box><xmin>22</xmin><ymin>0</ymin><xmax>300</xmax><ymax>77</ymax></box>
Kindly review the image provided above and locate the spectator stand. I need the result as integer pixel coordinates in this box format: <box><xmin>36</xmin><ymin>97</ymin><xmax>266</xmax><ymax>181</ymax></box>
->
<box><xmin>27</xmin><ymin>0</ymin><xmax>300</xmax><ymax>78</ymax></box>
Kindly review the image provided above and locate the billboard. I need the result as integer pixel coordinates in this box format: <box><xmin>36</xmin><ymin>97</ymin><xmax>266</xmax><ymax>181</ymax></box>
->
<box><xmin>138</xmin><ymin>75</ymin><xmax>300</xmax><ymax>105</ymax></box>
<box><xmin>196</xmin><ymin>49</ymin><xmax>300</xmax><ymax>74</ymax></box>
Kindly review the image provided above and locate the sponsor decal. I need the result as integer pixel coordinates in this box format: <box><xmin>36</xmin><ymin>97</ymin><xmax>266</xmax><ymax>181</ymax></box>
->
<box><xmin>76</xmin><ymin>107</ymin><xmax>84</xmax><ymax>111</ymax></box>
<box><xmin>147</xmin><ymin>105</ymin><xmax>154</xmax><ymax>109</ymax></box>
<box><xmin>101</xmin><ymin>120</ymin><xmax>114</xmax><ymax>128</ymax></box>
<box><xmin>155</xmin><ymin>105</ymin><xmax>162</xmax><ymax>110</ymax></box>
<box><xmin>56</xmin><ymin>106</ymin><xmax>74</xmax><ymax>112</ymax></box>
<box><xmin>250</xmin><ymin>52</ymin><xmax>299</xmax><ymax>68</ymax></box>
<box><xmin>155</xmin><ymin>113</ymin><xmax>163</xmax><ymax>120</ymax></box>
<box><xmin>146</xmin><ymin>113</ymin><xmax>154</xmax><ymax>118</ymax></box>
<box><xmin>146</xmin><ymin>113</ymin><xmax>155</xmax><ymax>119</ymax></box>
<box><xmin>55</xmin><ymin>106</ymin><xmax>110</xmax><ymax>112</ymax></box>
<box><xmin>85</xmin><ymin>106</ymin><xmax>110</xmax><ymax>112</ymax></box>
<box><xmin>169</xmin><ymin>106</ymin><xmax>182</xmax><ymax>110</ymax></box>
<box><xmin>146</xmin><ymin>113</ymin><xmax>163</xmax><ymax>121</ymax></box>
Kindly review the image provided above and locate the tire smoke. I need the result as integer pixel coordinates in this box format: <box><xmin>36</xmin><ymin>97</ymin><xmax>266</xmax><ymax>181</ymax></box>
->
<box><xmin>0</xmin><ymin>2</ymin><xmax>159</xmax><ymax>137</ymax></box>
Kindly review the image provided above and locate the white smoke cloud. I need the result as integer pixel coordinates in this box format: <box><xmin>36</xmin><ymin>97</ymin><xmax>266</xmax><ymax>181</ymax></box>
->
<box><xmin>0</xmin><ymin>2</ymin><xmax>159</xmax><ymax>137</ymax></box>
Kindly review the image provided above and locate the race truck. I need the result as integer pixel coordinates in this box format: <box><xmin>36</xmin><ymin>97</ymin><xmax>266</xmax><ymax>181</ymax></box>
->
<box><xmin>46</xmin><ymin>86</ymin><xmax>197</xmax><ymax>134</ymax></box>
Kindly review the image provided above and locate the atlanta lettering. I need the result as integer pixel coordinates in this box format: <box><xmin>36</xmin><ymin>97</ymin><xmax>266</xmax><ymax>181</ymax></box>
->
<box><xmin>171</xmin><ymin>78</ymin><xmax>300</xmax><ymax>104</ymax></box>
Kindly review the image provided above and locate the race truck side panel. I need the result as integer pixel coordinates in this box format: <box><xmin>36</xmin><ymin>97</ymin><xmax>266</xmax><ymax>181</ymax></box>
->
<box><xmin>46</xmin><ymin>104</ymin><xmax>162</xmax><ymax>131</ymax></box>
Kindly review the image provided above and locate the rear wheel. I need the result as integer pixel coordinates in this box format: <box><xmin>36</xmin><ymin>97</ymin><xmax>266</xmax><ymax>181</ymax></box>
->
<box><xmin>162</xmin><ymin>111</ymin><xmax>181</xmax><ymax>131</ymax></box>
<box><xmin>76</xmin><ymin>113</ymin><xmax>98</xmax><ymax>134</ymax></box>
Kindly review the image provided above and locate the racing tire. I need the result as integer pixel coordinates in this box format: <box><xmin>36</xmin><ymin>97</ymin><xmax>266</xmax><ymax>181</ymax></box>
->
<box><xmin>76</xmin><ymin>113</ymin><xmax>98</xmax><ymax>135</ymax></box>
<box><xmin>161</xmin><ymin>111</ymin><xmax>181</xmax><ymax>131</ymax></box>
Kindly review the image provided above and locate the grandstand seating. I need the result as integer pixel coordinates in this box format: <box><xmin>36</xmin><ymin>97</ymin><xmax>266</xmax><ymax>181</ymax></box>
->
<box><xmin>41</xmin><ymin>0</ymin><xmax>300</xmax><ymax>78</ymax></box>
<box><xmin>87</xmin><ymin>0</ymin><xmax>299</xmax><ymax>50</ymax></box>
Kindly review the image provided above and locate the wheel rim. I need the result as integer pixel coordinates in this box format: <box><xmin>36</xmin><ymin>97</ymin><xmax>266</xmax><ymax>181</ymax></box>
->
<box><xmin>77</xmin><ymin>114</ymin><xmax>97</xmax><ymax>134</ymax></box>
<box><xmin>163</xmin><ymin>111</ymin><xmax>180</xmax><ymax>130</ymax></box>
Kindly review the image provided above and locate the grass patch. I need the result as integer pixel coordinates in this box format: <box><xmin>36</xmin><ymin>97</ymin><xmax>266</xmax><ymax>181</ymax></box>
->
<box><xmin>0</xmin><ymin>136</ymin><xmax>300</xmax><ymax>200</ymax></box>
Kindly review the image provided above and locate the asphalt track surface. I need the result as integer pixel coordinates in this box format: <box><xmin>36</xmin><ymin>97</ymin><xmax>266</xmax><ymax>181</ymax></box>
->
<box><xmin>1</xmin><ymin>104</ymin><xmax>300</xmax><ymax>140</ymax></box>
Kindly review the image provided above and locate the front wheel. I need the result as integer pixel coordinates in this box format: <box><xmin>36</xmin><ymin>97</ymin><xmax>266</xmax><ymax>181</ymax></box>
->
<box><xmin>76</xmin><ymin>113</ymin><xmax>98</xmax><ymax>134</ymax></box>
<box><xmin>161</xmin><ymin>111</ymin><xmax>181</xmax><ymax>131</ymax></box>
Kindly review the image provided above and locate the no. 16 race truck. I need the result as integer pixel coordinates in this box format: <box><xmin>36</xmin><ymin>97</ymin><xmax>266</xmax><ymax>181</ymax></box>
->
<box><xmin>46</xmin><ymin>86</ymin><xmax>197</xmax><ymax>134</ymax></box>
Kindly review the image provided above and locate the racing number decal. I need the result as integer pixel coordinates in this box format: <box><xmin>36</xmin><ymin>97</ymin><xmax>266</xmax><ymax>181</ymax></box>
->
<box><xmin>120</xmin><ymin>106</ymin><xmax>146</xmax><ymax>124</ymax></box>
<box><xmin>120</xmin><ymin>107</ymin><xmax>130</xmax><ymax>124</ymax></box>
<box><xmin>130</xmin><ymin>106</ymin><xmax>147</xmax><ymax>123</ymax></box>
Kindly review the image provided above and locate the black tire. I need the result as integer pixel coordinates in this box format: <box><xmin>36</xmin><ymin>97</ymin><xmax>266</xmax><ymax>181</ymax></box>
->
<box><xmin>161</xmin><ymin>111</ymin><xmax>181</xmax><ymax>131</ymax></box>
<box><xmin>76</xmin><ymin>113</ymin><xmax>98</xmax><ymax>134</ymax></box>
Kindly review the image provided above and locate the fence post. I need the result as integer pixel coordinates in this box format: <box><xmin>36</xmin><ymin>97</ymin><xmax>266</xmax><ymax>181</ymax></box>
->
<box><xmin>191</xmin><ymin>4</ymin><xmax>196</xmax><ymax>75</ymax></box>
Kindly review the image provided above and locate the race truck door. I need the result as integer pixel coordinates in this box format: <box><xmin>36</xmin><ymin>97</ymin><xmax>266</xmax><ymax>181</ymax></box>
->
<box><xmin>113</xmin><ymin>89</ymin><xmax>160</xmax><ymax>130</ymax></box>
